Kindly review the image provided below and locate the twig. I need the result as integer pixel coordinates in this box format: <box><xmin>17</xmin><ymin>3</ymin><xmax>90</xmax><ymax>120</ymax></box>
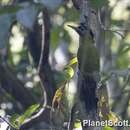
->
<box><xmin>19</xmin><ymin>10</ymin><xmax>49</xmax><ymax>129</ymax></box>
<box><xmin>101</xmin><ymin>68</ymin><xmax>130</xmax><ymax>78</ymax></box>
<box><xmin>116</xmin><ymin>73</ymin><xmax>130</xmax><ymax>96</ymax></box>
<box><xmin>113</xmin><ymin>73</ymin><xmax>130</xmax><ymax>98</ymax></box>
<box><xmin>97</xmin><ymin>10</ymin><xmax>125</xmax><ymax>38</ymax></box>
<box><xmin>123</xmin><ymin>89</ymin><xmax>130</xmax><ymax>93</ymax></box>
<box><xmin>37</xmin><ymin>19</ymin><xmax>45</xmax><ymax>74</ymax></box>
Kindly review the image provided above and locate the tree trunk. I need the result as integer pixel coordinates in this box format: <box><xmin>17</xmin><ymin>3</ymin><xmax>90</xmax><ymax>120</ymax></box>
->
<box><xmin>70</xmin><ymin>0</ymin><xmax>103</xmax><ymax>130</ymax></box>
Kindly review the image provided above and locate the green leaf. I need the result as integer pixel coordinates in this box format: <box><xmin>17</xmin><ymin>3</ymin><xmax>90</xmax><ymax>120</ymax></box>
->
<box><xmin>17</xmin><ymin>104</ymin><xmax>40</xmax><ymax>126</ymax></box>
<box><xmin>10</xmin><ymin>114</ymin><xmax>20</xmax><ymax>129</ymax></box>
<box><xmin>0</xmin><ymin>5</ymin><xmax>21</xmax><ymax>15</ymax></box>
<box><xmin>103</xmin><ymin>126</ymin><xmax>114</xmax><ymax>130</ymax></box>
<box><xmin>54</xmin><ymin>57</ymin><xmax>77</xmax><ymax>86</ymax></box>
<box><xmin>90</xmin><ymin>0</ymin><xmax>109</xmax><ymax>9</ymax></box>
<box><xmin>64</xmin><ymin>66</ymin><xmax>74</xmax><ymax>79</ymax></box>
<box><xmin>108</xmin><ymin>111</ymin><xmax>120</xmax><ymax>124</ymax></box>
<box><xmin>64</xmin><ymin>57</ymin><xmax>77</xmax><ymax>79</ymax></box>
<box><xmin>67</xmin><ymin>57</ymin><xmax>77</xmax><ymax>67</ymax></box>
<box><xmin>74</xmin><ymin>119</ymin><xmax>82</xmax><ymax>128</ymax></box>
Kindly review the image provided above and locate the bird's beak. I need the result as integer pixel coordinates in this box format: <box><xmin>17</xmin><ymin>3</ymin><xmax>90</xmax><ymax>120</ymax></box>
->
<box><xmin>67</xmin><ymin>25</ymin><xmax>81</xmax><ymax>35</ymax></box>
<box><xmin>67</xmin><ymin>25</ymin><xmax>77</xmax><ymax>31</ymax></box>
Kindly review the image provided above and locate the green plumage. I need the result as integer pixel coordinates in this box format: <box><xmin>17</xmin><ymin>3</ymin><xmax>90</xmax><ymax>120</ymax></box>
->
<box><xmin>77</xmin><ymin>36</ymin><xmax>99</xmax><ymax>74</ymax></box>
<box><xmin>68</xmin><ymin>24</ymin><xmax>99</xmax><ymax>74</ymax></box>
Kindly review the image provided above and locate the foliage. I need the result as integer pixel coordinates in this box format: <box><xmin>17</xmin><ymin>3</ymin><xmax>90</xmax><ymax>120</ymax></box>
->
<box><xmin>10</xmin><ymin>104</ymin><xmax>40</xmax><ymax>129</ymax></box>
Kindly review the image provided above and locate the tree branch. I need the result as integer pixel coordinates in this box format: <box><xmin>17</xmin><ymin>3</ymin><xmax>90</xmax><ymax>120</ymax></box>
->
<box><xmin>70</xmin><ymin>0</ymin><xmax>102</xmax><ymax>130</ymax></box>
<box><xmin>20</xmin><ymin>9</ymin><xmax>56</xmax><ymax>130</ymax></box>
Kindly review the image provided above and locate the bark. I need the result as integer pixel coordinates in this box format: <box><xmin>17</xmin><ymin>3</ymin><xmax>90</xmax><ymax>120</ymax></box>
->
<box><xmin>70</xmin><ymin>0</ymin><xmax>102</xmax><ymax>130</ymax></box>
<box><xmin>27</xmin><ymin>10</ymin><xmax>56</xmax><ymax>103</ymax></box>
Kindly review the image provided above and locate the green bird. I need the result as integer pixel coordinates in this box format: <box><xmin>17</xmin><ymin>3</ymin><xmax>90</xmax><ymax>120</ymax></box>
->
<box><xmin>67</xmin><ymin>15</ymin><xmax>101</xmax><ymax>128</ymax></box>
<box><xmin>68</xmin><ymin>24</ymin><xmax>99</xmax><ymax>75</ymax></box>
<box><xmin>68</xmin><ymin>19</ymin><xmax>100</xmax><ymax>111</ymax></box>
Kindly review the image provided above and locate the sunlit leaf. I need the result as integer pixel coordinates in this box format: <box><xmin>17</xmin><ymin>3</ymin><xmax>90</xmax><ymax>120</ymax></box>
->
<box><xmin>52</xmin><ymin>86</ymin><xmax>64</xmax><ymax>108</ymax></box>
<box><xmin>17</xmin><ymin>104</ymin><xmax>40</xmax><ymax>126</ymax></box>
<box><xmin>64</xmin><ymin>66</ymin><xmax>74</xmax><ymax>79</ymax></box>
<box><xmin>64</xmin><ymin>57</ymin><xmax>78</xmax><ymax>79</ymax></box>
<box><xmin>103</xmin><ymin>126</ymin><xmax>114</xmax><ymax>130</ymax></box>
<box><xmin>108</xmin><ymin>111</ymin><xmax>120</xmax><ymax>124</ymax></box>
<box><xmin>74</xmin><ymin>119</ymin><xmax>82</xmax><ymax>128</ymax></box>
<box><xmin>10</xmin><ymin>114</ymin><xmax>20</xmax><ymax>129</ymax></box>
<box><xmin>54</xmin><ymin>57</ymin><xmax>77</xmax><ymax>86</ymax></box>
<box><xmin>67</xmin><ymin>57</ymin><xmax>77</xmax><ymax>67</ymax></box>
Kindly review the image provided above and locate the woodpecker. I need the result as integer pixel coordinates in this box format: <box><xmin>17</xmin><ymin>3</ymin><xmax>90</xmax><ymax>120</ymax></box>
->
<box><xmin>68</xmin><ymin>23</ymin><xmax>99</xmax><ymax>74</ymax></box>
<box><xmin>68</xmin><ymin>14</ymin><xmax>99</xmax><ymax>111</ymax></box>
